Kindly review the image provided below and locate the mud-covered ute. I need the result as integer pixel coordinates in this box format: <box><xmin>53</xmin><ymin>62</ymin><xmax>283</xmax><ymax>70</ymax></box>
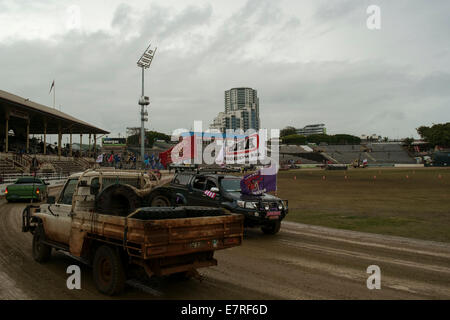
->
<box><xmin>148</xmin><ymin>172</ymin><xmax>288</xmax><ymax>235</ymax></box>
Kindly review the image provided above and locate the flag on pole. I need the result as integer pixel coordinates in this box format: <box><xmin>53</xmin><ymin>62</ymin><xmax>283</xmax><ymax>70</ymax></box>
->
<box><xmin>240</xmin><ymin>162</ymin><xmax>278</xmax><ymax>195</ymax></box>
<box><xmin>96</xmin><ymin>154</ymin><xmax>103</xmax><ymax>163</ymax></box>
<box><xmin>49</xmin><ymin>80</ymin><xmax>55</xmax><ymax>94</ymax></box>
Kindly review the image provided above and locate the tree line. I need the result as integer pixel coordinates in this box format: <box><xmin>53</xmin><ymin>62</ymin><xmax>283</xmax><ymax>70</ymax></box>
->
<box><xmin>127</xmin><ymin>131</ymin><xmax>171</xmax><ymax>148</ymax></box>
<box><xmin>416</xmin><ymin>122</ymin><xmax>450</xmax><ymax>147</ymax></box>
<box><xmin>280</xmin><ymin>127</ymin><xmax>361</xmax><ymax>145</ymax></box>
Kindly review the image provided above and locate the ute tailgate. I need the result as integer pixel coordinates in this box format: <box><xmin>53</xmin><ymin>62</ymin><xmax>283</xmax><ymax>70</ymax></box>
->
<box><xmin>142</xmin><ymin>214</ymin><xmax>243</xmax><ymax>259</ymax></box>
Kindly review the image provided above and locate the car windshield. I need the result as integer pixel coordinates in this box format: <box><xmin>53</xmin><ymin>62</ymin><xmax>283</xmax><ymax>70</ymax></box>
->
<box><xmin>221</xmin><ymin>178</ymin><xmax>241</xmax><ymax>192</ymax></box>
<box><xmin>15</xmin><ymin>178</ymin><xmax>43</xmax><ymax>184</ymax></box>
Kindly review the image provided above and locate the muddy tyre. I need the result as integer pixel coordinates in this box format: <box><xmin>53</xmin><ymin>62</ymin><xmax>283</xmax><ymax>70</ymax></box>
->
<box><xmin>150</xmin><ymin>195</ymin><xmax>171</xmax><ymax>207</ymax></box>
<box><xmin>95</xmin><ymin>184</ymin><xmax>142</xmax><ymax>216</ymax></box>
<box><xmin>93</xmin><ymin>245</ymin><xmax>126</xmax><ymax>296</ymax></box>
<box><xmin>32</xmin><ymin>226</ymin><xmax>52</xmax><ymax>263</ymax></box>
<box><xmin>261</xmin><ymin>221</ymin><xmax>281</xmax><ymax>235</ymax></box>
<box><xmin>168</xmin><ymin>271</ymin><xmax>192</xmax><ymax>281</ymax></box>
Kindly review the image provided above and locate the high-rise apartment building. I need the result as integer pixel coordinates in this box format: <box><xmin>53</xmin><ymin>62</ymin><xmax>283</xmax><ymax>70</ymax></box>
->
<box><xmin>210</xmin><ymin>87</ymin><xmax>260</xmax><ymax>132</ymax></box>
<box><xmin>295</xmin><ymin>124</ymin><xmax>327</xmax><ymax>136</ymax></box>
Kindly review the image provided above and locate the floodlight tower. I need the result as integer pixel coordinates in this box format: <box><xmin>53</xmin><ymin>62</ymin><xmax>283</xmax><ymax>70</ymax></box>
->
<box><xmin>137</xmin><ymin>43</ymin><xmax>157</xmax><ymax>167</ymax></box>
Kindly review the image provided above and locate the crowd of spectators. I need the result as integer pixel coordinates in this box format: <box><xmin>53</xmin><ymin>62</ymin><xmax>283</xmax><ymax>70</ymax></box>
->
<box><xmin>98</xmin><ymin>151</ymin><xmax>165</xmax><ymax>170</ymax></box>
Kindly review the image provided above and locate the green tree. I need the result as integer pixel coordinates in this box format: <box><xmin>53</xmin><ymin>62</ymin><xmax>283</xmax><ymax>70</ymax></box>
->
<box><xmin>281</xmin><ymin>133</ymin><xmax>361</xmax><ymax>145</ymax></box>
<box><xmin>282</xmin><ymin>134</ymin><xmax>307</xmax><ymax>145</ymax></box>
<box><xmin>403</xmin><ymin>137</ymin><xmax>414</xmax><ymax>146</ymax></box>
<box><xmin>280</xmin><ymin>126</ymin><xmax>297</xmax><ymax>137</ymax></box>
<box><xmin>127</xmin><ymin>130</ymin><xmax>171</xmax><ymax>148</ymax></box>
<box><xmin>417</xmin><ymin>123</ymin><xmax>450</xmax><ymax>147</ymax></box>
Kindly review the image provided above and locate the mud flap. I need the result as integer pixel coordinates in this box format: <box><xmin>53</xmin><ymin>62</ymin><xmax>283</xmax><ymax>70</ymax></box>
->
<box><xmin>22</xmin><ymin>206</ymin><xmax>30</xmax><ymax>232</ymax></box>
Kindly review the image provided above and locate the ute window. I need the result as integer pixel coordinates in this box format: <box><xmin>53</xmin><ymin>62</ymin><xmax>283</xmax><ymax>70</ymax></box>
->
<box><xmin>205</xmin><ymin>179</ymin><xmax>218</xmax><ymax>191</ymax></box>
<box><xmin>173</xmin><ymin>174</ymin><xmax>191</xmax><ymax>185</ymax></box>
<box><xmin>192</xmin><ymin>176</ymin><xmax>206</xmax><ymax>190</ymax></box>
<box><xmin>220</xmin><ymin>179</ymin><xmax>241</xmax><ymax>192</ymax></box>
<box><xmin>59</xmin><ymin>179</ymin><xmax>78</xmax><ymax>205</ymax></box>
<box><xmin>15</xmin><ymin>178</ymin><xmax>43</xmax><ymax>184</ymax></box>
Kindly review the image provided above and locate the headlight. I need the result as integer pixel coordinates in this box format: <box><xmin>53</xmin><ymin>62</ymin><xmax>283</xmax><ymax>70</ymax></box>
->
<box><xmin>278</xmin><ymin>203</ymin><xmax>283</xmax><ymax>210</ymax></box>
<box><xmin>237</xmin><ymin>201</ymin><xmax>257</xmax><ymax>209</ymax></box>
<box><xmin>245</xmin><ymin>202</ymin><xmax>257</xmax><ymax>209</ymax></box>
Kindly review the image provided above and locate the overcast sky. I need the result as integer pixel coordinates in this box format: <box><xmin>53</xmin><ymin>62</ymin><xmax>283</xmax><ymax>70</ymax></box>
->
<box><xmin>0</xmin><ymin>0</ymin><xmax>449</xmax><ymax>140</ymax></box>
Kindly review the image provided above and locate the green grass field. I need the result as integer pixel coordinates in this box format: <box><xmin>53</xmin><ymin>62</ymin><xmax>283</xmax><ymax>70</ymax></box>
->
<box><xmin>275</xmin><ymin>167</ymin><xmax>450</xmax><ymax>243</ymax></box>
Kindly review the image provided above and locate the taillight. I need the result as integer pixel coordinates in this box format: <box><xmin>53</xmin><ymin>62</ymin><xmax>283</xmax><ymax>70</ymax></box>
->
<box><xmin>4</xmin><ymin>187</ymin><xmax>8</xmax><ymax>194</ymax></box>
<box><xmin>36</xmin><ymin>188</ymin><xmax>40</xmax><ymax>194</ymax></box>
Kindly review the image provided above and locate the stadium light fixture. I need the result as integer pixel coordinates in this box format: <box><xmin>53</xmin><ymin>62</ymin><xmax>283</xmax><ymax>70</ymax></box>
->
<box><xmin>136</xmin><ymin>42</ymin><xmax>157</xmax><ymax>167</ymax></box>
<box><xmin>137</xmin><ymin>44</ymin><xmax>156</xmax><ymax>69</ymax></box>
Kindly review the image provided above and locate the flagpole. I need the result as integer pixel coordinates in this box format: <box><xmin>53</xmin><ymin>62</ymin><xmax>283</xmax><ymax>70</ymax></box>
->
<box><xmin>53</xmin><ymin>81</ymin><xmax>56</xmax><ymax>109</ymax></box>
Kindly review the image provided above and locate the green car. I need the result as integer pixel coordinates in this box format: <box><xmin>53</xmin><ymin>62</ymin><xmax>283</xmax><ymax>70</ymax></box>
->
<box><xmin>5</xmin><ymin>177</ymin><xmax>49</xmax><ymax>202</ymax></box>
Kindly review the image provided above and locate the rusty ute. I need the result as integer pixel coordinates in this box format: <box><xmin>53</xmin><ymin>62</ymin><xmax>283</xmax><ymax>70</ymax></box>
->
<box><xmin>22</xmin><ymin>169</ymin><xmax>244</xmax><ymax>295</ymax></box>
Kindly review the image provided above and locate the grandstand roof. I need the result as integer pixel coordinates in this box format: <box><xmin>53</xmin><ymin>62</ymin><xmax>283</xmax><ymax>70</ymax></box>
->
<box><xmin>0</xmin><ymin>89</ymin><xmax>108</xmax><ymax>134</ymax></box>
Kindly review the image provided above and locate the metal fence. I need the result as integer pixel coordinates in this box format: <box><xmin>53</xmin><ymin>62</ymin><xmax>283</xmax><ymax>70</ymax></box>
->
<box><xmin>0</xmin><ymin>172</ymin><xmax>69</xmax><ymax>184</ymax></box>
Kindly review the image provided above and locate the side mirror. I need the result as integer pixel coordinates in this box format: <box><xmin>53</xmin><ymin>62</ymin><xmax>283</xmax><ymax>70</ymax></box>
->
<box><xmin>210</xmin><ymin>187</ymin><xmax>220</xmax><ymax>193</ymax></box>
<box><xmin>47</xmin><ymin>196</ymin><xmax>56</xmax><ymax>204</ymax></box>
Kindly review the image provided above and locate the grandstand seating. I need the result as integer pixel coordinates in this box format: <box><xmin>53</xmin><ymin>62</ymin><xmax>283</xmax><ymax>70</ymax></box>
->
<box><xmin>48</xmin><ymin>160</ymin><xmax>86</xmax><ymax>175</ymax></box>
<box><xmin>35</xmin><ymin>155</ymin><xmax>93</xmax><ymax>175</ymax></box>
<box><xmin>280</xmin><ymin>154</ymin><xmax>321</xmax><ymax>164</ymax></box>
<box><xmin>321</xmin><ymin>143</ymin><xmax>414</xmax><ymax>164</ymax></box>
<box><xmin>0</xmin><ymin>158</ymin><xmax>24</xmax><ymax>175</ymax></box>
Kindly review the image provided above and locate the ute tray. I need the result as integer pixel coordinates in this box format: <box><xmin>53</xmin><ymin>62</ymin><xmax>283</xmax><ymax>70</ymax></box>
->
<box><xmin>130</xmin><ymin>206</ymin><xmax>226</xmax><ymax>220</ymax></box>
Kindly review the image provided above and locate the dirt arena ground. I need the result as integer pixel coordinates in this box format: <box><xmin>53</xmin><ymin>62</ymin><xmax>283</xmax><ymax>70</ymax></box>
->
<box><xmin>0</xmin><ymin>179</ymin><xmax>449</xmax><ymax>300</ymax></box>
<box><xmin>1</xmin><ymin>168</ymin><xmax>449</xmax><ymax>300</ymax></box>
<box><xmin>276</xmin><ymin>167</ymin><xmax>450</xmax><ymax>243</ymax></box>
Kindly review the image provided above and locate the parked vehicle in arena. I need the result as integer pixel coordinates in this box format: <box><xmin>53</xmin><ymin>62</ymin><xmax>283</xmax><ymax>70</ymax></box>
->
<box><xmin>22</xmin><ymin>169</ymin><xmax>244</xmax><ymax>295</ymax></box>
<box><xmin>5</xmin><ymin>177</ymin><xmax>49</xmax><ymax>202</ymax></box>
<box><xmin>147</xmin><ymin>169</ymin><xmax>288</xmax><ymax>235</ymax></box>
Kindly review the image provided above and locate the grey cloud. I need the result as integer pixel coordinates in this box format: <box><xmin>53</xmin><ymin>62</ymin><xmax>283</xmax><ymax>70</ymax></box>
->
<box><xmin>0</xmin><ymin>0</ymin><xmax>448</xmax><ymax>139</ymax></box>
<box><xmin>112</xmin><ymin>3</ymin><xmax>133</xmax><ymax>29</ymax></box>
<box><xmin>314</xmin><ymin>0</ymin><xmax>363</xmax><ymax>21</ymax></box>
<box><xmin>139</xmin><ymin>4</ymin><xmax>212</xmax><ymax>42</ymax></box>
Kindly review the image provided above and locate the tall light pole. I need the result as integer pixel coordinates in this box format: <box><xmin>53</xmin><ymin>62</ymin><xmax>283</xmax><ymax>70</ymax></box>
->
<box><xmin>137</xmin><ymin>43</ymin><xmax>157</xmax><ymax>167</ymax></box>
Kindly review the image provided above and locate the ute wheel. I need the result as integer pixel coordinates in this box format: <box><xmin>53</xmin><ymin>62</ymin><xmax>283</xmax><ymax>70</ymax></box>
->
<box><xmin>93</xmin><ymin>245</ymin><xmax>125</xmax><ymax>296</ymax></box>
<box><xmin>261</xmin><ymin>221</ymin><xmax>281</xmax><ymax>235</ymax></box>
<box><xmin>168</xmin><ymin>271</ymin><xmax>191</xmax><ymax>281</ymax></box>
<box><xmin>151</xmin><ymin>195</ymin><xmax>170</xmax><ymax>207</ymax></box>
<box><xmin>32</xmin><ymin>226</ymin><xmax>52</xmax><ymax>263</ymax></box>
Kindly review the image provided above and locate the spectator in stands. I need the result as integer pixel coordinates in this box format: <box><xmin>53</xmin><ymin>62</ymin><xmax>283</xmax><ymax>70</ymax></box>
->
<box><xmin>114</xmin><ymin>153</ymin><xmax>120</xmax><ymax>168</ymax></box>
<box><xmin>31</xmin><ymin>156</ymin><xmax>40</xmax><ymax>173</ymax></box>
<box><xmin>156</xmin><ymin>159</ymin><xmax>164</xmax><ymax>170</ymax></box>
<box><xmin>108</xmin><ymin>152</ymin><xmax>114</xmax><ymax>167</ymax></box>
<box><xmin>101</xmin><ymin>153</ymin><xmax>107</xmax><ymax>166</ymax></box>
